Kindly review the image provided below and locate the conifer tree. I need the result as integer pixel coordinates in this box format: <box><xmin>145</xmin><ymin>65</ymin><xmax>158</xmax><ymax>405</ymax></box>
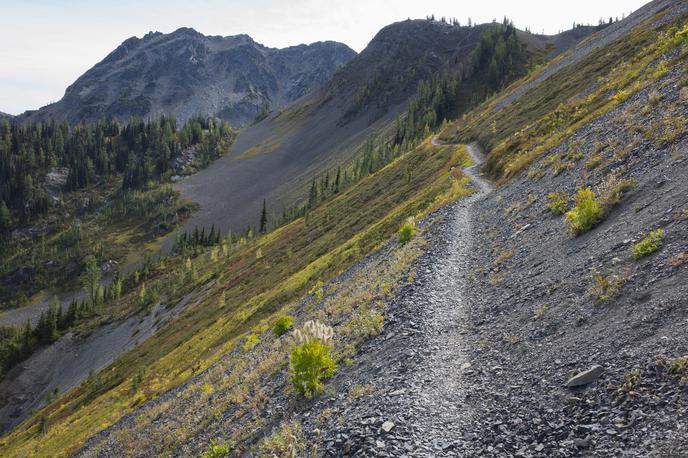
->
<box><xmin>260</xmin><ymin>199</ymin><xmax>268</xmax><ymax>233</ymax></box>
<box><xmin>82</xmin><ymin>256</ymin><xmax>101</xmax><ymax>308</ymax></box>
<box><xmin>308</xmin><ymin>179</ymin><xmax>318</xmax><ymax>208</ymax></box>
<box><xmin>0</xmin><ymin>199</ymin><xmax>10</xmax><ymax>235</ymax></box>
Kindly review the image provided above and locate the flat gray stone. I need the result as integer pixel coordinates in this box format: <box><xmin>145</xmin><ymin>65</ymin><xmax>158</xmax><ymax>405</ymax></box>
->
<box><xmin>566</xmin><ymin>365</ymin><xmax>604</xmax><ymax>387</ymax></box>
<box><xmin>381</xmin><ymin>421</ymin><xmax>395</xmax><ymax>433</ymax></box>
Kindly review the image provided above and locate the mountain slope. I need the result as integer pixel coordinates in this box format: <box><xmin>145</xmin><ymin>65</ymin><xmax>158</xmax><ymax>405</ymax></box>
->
<box><xmin>2</xmin><ymin>13</ymin><xmax>659</xmax><ymax>458</ymax></box>
<box><xmin>19</xmin><ymin>28</ymin><xmax>355</xmax><ymax>126</ymax></box>
<box><xmin>174</xmin><ymin>19</ymin><xmax>593</xmax><ymax>236</ymax></box>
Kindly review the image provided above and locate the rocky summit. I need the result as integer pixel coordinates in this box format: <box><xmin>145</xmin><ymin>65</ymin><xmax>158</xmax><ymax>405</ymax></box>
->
<box><xmin>19</xmin><ymin>28</ymin><xmax>355</xmax><ymax>126</ymax></box>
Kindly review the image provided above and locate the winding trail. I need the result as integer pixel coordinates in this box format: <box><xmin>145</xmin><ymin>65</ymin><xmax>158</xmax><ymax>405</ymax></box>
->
<box><xmin>402</xmin><ymin>140</ymin><xmax>493</xmax><ymax>451</ymax></box>
<box><xmin>320</xmin><ymin>141</ymin><xmax>494</xmax><ymax>456</ymax></box>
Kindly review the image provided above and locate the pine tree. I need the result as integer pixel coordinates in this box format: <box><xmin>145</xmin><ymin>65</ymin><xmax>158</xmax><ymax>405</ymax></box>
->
<box><xmin>259</xmin><ymin>199</ymin><xmax>268</xmax><ymax>233</ymax></box>
<box><xmin>82</xmin><ymin>256</ymin><xmax>101</xmax><ymax>308</ymax></box>
<box><xmin>334</xmin><ymin>167</ymin><xmax>341</xmax><ymax>193</ymax></box>
<box><xmin>308</xmin><ymin>178</ymin><xmax>318</xmax><ymax>208</ymax></box>
<box><xmin>0</xmin><ymin>199</ymin><xmax>10</xmax><ymax>235</ymax></box>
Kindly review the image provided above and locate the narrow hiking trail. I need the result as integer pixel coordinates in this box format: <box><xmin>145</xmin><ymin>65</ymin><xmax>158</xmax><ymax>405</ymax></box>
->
<box><xmin>402</xmin><ymin>141</ymin><xmax>494</xmax><ymax>451</ymax></box>
<box><xmin>316</xmin><ymin>141</ymin><xmax>495</xmax><ymax>456</ymax></box>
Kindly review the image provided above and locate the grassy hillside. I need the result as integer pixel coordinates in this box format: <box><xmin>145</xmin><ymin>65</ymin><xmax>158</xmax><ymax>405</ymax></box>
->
<box><xmin>450</xmin><ymin>7</ymin><xmax>688</xmax><ymax>182</ymax></box>
<box><xmin>0</xmin><ymin>136</ymin><xmax>472</xmax><ymax>456</ymax></box>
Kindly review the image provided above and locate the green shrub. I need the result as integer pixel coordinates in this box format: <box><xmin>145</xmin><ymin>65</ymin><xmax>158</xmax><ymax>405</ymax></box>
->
<box><xmin>273</xmin><ymin>315</ymin><xmax>294</xmax><ymax>337</ymax></box>
<box><xmin>398</xmin><ymin>223</ymin><xmax>416</xmax><ymax>245</ymax></box>
<box><xmin>591</xmin><ymin>271</ymin><xmax>626</xmax><ymax>303</ymax></box>
<box><xmin>632</xmin><ymin>228</ymin><xmax>665</xmax><ymax>259</ymax></box>
<box><xmin>565</xmin><ymin>188</ymin><xmax>604</xmax><ymax>235</ymax></box>
<box><xmin>621</xmin><ymin>369</ymin><xmax>642</xmax><ymax>393</ymax></box>
<box><xmin>308</xmin><ymin>281</ymin><xmax>325</xmax><ymax>302</ymax></box>
<box><xmin>201</xmin><ymin>439</ymin><xmax>230</xmax><ymax>458</ymax></box>
<box><xmin>290</xmin><ymin>321</ymin><xmax>335</xmax><ymax>397</ymax></box>
<box><xmin>669</xmin><ymin>356</ymin><xmax>687</xmax><ymax>374</ymax></box>
<box><xmin>242</xmin><ymin>334</ymin><xmax>260</xmax><ymax>352</ymax></box>
<box><xmin>546</xmin><ymin>192</ymin><xmax>569</xmax><ymax>215</ymax></box>
<box><xmin>612</xmin><ymin>90</ymin><xmax>630</xmax><ymax>103</ymax></box>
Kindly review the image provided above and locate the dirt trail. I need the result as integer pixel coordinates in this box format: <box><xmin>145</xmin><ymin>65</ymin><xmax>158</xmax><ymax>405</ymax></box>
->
<box><xmin>401</xmin><ymin>141</ymin><xmax>493</xmax><ymax>450</ymax></box>
<box><xmin>313</xmin><ymin>141</ymin><xmax>494</xmax><ymax>456</ymax></box>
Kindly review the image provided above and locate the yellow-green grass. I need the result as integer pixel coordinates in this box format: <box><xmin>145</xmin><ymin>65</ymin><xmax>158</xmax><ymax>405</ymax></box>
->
<box><xmin>0</xmin><ymin>140</ymin><xmax>472</xmax><ymax>457</ymax></box>
<box><xmin>0</xmin><ymin>182</ymin><xmax>194</xmax><ymax>309</ymax></box>
<box><xmin>451</xmin><ymin>11</ymin><xmax>687</xmax><ymax>182</ymax></box>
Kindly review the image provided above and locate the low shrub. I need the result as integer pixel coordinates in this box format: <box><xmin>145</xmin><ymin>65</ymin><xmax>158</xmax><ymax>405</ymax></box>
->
<box><xmin>547</xmin><ymin>192</ymin><xmax>569</xmax><ymax>215</ymax></box>
<box><xmin>551</xmin><ymin>160</ymin><xmax>568</xmax><ymax>177</ymax></box>
<box><xmin>568</xmin><ymin>150</ymin><xmax>584</xmax><ymax>161</ymax></box>
<box><xmin>565</xmin><ymin>188</ymin><xmax>604</xmax><ymax>235</ymax></box>
<box><xmin>201</xmin><ymin>439</ymin><xmax>230</xmax><ymax>458</ymax></box>
<box><xmin>242</xmin><ymin>334</ymin><xmax>260</xmax><ymax>352</ymax></box>
<box><xmin>670</xmin><ymin>356</ymin><xmax>687</xmax><ymax>374</ymax></box>
<box><xmin>591</xmin><ymin>270</ymin><xmax>626</xmax><ymax>303</ymax></box>
<box><xmin>585</xmin><ymin>153</ymin><xmax>603</xmax><ymax>170</ymax></box>
<box><xmin>598</xmin><ymin>174</ymin><xmax>636</xmax><ymax>212</ymax></box>
<box><xmin>612</xmin><ymin>90</ymin><xmax>630</xmax><ymax>103</ymax></box>
<box><xmin>290</xmin><ymin>321</ymin><xmax>336</xmax><ymax>397</ymax></box>
<box><xmin>308</xmin><ymin>281</ymin><xmax>325</xmax><ymax>302</ymax></box>
<box><xmin>259</xmin><ymin>422</ymin><xmax>303</xmax><ymax>457</ymax></box>
<box><xmin>398</xmin><ymin>222</ymin><xmax>416</xmax><ymax>245</ymax></box>
<box><xmin>348</xmin><ymin>307</ymin><xmax>384</xmax><ymax>339</ymax></box>
<box><xmin>273</xmin><ymin>315</ymin><xmax>294</xmax><ymax>337</ymax></box>
<box><xmin>632</xmin><ymin>228</ymin><xmax>665</xmax><ymax>259</ymax></box>
<box><xmin>648</xmin><ymin>90</ymin><xmax>663</xmax><ymax>107</ymax></box>
<box><xmin>620</xmin><ymin>369</ymin><xmax>642</xmax><ymax>393</ymax></box>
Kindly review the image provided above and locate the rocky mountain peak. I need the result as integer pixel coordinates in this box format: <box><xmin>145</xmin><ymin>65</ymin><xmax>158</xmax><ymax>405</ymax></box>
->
<box><xmin>21</xmin><ymin>29</ymin><xmax>356</xmax><ymax>126</ymax></box>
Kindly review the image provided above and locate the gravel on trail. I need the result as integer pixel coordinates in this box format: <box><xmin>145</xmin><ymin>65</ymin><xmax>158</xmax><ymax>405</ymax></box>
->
<box><xmin>304</xmin><ymin>143</ymin><xmax>497</xmax><ymax>456</ymax></box>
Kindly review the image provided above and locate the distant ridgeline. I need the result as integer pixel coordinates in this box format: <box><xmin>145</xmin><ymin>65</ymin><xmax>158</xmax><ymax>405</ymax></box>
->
<box><xmin>0</xmin><ymin>116</ymin><xmax>235</xmax><ymax>235</ymax></box>
<box><xmin>393</xmin><ymin>20</ymin><xmax>530</xmax><ymax>148</ymax></box>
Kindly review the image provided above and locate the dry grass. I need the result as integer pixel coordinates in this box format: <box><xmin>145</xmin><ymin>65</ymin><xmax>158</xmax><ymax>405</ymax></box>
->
<box><xmin>667</xmin><ymin>252</ymin><xmax>688</xmax><ymax>268</ymax></box>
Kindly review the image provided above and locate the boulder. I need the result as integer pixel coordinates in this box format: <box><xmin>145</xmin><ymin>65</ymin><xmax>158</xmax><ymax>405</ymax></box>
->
<box><xmin>565</xmin><ymin>365</ymin><xmax>604</xmax><ymax>387</ymax></box>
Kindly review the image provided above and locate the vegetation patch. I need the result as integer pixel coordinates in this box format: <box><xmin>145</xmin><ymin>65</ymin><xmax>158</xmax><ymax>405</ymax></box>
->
<box><xmin>201</xmin><ymin>439</ymin><xmax>231</xmax><ymax>458</ymax></box>
<box><xmin>632</xmin><ymin>228</ymin><xmax>665</xmax><ymax>259</ymax></box>
<box><xmin>591</xmin><ymin>269</ymin><xmax>627</xmax><ymax>303</ymax></box>
<box><xmin>565</xmin><ymin>188</ymin><xmax>604</xmax><ymax>235</ymax></box>
<box><xmin>398</xmin><ymin>219</ymin><xmax>416</xmax><ymax>245</ymax></box>
<box><xmin>546</xmin><ymin>192</ymin><xmax>569</xmax><ymax>215</ymax></box>
<box><xmin>258</xmin><ymin>421</ymin><xmax>304</xmax><ymax>457</ymax></box>
<box><xmin>272</xmin><ymin>315</ymin><xmax>294</xmax><ymax>337</ymax></box>
<box><xmin>290</xmin><ymin>320</ymin><xmax>336</xmax><ymax>398</ymax></box>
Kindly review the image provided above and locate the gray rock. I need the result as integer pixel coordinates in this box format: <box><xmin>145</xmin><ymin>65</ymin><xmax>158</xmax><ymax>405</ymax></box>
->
<box><xmin>381</xmin><ymin>421</ymin><xmax>395</xmax><ymax>433</ymax></box>
<box><xmin>565</xmin><ymin>365</ymin><xmax>604</xmax><ymax>387</ymax></box>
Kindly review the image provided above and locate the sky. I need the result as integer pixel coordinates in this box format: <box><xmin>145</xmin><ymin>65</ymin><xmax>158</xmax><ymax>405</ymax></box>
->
<box><xmin>0</xmin><ymin>0</ymin><xmax>649</xmax><ymax>115</ymax></box>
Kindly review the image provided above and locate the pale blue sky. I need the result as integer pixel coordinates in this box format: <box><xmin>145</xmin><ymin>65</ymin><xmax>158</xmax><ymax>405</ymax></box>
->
<box><xmin>0</xmin><ymin>0</ymin><xmax>649</xmax><ymax>115</ymax></box>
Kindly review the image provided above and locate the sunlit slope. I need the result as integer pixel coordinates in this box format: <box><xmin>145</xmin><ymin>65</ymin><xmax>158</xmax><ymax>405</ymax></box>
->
<box><xmin>1</xmin><ymin>138</ymin><xmax>472</xmax><ymax>457</ymax></box>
